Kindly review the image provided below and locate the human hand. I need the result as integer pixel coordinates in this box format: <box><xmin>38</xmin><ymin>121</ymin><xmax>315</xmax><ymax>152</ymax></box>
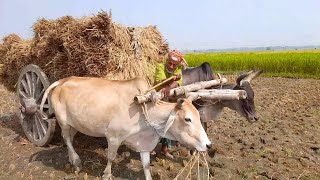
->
<box><xmin>174</xmin><ymin>74</ymin><xmax>181</xmax><ymax>81</ymax></box>
<box><xmin>182</xmin><ymin>62</ymin><xmax>188</xmax><ymax>70</ymax></box>
<box><xmin>162</xmin><ymin>86</ymin><xmax>171</xmax><ymax>97</ymax></box>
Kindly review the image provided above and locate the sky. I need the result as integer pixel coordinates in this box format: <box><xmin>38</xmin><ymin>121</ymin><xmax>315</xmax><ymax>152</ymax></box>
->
<box><xmin>0</xmin><ymin>0</ymin><xmax>319</xmax><ymax>50</ymax></box>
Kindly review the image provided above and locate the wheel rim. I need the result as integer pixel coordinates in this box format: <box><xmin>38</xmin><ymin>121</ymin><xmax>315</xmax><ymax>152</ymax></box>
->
<box><xmin>17</xmin><ymin>64</ymin><xmax>56</xmax><ymax>146</ymax></box>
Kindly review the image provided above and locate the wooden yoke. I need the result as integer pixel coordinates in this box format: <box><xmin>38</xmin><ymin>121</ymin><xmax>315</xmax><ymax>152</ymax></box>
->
<box><xmin>134</xmin><ymin>78</ymin><xmax>228</xmax><ymax>104</ymax></box>
<box><xmin>186</xmin><ymin>89</ymin><xmax>247</xmax><ymax>101</ymax></box>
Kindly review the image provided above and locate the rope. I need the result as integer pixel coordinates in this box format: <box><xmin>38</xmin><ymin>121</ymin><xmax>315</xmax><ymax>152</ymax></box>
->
<box><xmin>217</xmin><ymin>73</ymin><xmax>223</xmax><ymax>89</ymax></box>
<box><xmin>138</xmin><ymin>92</ymin><xmax>173</xmax><ymax>138</ymax></box>
<box><xmin>141</xmin><ymin>102</ymin><xmax>150</xmax><ymax>121</ymax></box>
<box><xmin>193</xmin><ymin>99</ymin><xmax>220</xmax><ymax>107</ymax></box>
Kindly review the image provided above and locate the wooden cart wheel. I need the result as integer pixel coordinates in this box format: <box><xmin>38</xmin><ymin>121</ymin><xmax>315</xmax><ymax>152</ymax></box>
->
<box><xmin>17</xmin><ymin>64</ymin><xmax>56</xmax><ymax>146</ymax></box>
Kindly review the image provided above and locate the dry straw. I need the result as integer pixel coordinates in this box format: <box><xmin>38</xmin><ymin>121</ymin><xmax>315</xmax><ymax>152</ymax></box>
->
<box><xmin>0</xmin><ymin>11</ymin><xmax>169</xmax><ymax>90</ymax></box>
<box><xmin>174</xmin><ymin>151</ymin><xmax>210</xmax><ymax>180</ymax></box>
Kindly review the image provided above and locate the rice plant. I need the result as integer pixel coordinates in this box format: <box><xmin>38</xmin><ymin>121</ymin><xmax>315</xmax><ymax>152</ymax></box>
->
<box><xmin>185</xmin><ymin>50</ymin><xmax>320</xmax><ymax>78</ymax></box>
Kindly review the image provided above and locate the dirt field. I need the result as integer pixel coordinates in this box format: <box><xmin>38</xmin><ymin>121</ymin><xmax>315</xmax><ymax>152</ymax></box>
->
<box><xmin>0</xmin><ymin>76</ymin><xmax>319</xmax><ymax>180</ymax></box>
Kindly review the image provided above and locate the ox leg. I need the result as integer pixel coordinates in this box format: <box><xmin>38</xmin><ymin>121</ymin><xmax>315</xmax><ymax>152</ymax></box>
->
<box><xmin>61</xmin><ymin>125</ymin><xmax>82</xmax><ymax>172</ymax></box>
<box><xmin>140</xmin><ymin>151</ymin><xmax>152</xmax><ymax>180</ymax></box>
<box><xmin>102</xmin><ymin>138</ymin><xmax>120</xmax><ymax>180</ymax></box>
<box><xmin>69</xmin><ymin>127</ymin><xmax>78</xmax><ymax>142</ymax></box>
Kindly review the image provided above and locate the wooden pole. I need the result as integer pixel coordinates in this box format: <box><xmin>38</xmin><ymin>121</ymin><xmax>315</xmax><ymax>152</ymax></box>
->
<box><xmin>134</xmin><ymin>78</ymin><xmax>228</xmax><ymax>104</ymax></box>
<box><xmin>173</xmin><ymin>78</ymin><xmax>228</xmax><ymax>96</ymax></box>
<box><xmin>187</xmin><ymin>89</ymin><xmax>247</xmax><ymax>101</ymax></box>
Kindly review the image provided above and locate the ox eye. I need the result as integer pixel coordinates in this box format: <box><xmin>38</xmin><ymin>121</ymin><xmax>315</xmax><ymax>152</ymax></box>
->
<box><xmin>185</xmin><ymin>118</ymin><xmax>192</xmax><ymax>122</ymax></box>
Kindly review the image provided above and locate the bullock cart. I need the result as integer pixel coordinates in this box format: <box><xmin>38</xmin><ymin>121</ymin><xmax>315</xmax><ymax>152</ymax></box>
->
<box><xmin>16</xmin><ymin>64</ymin><xmax>247</xmax><ymax>147</ymax></box>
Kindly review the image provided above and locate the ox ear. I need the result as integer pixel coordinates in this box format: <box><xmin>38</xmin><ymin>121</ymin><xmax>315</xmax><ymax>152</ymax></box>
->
<box><xmin>163</xmin><ymin>111</ymin><xmax>176</xmax><ymax>136</ymax></box>
<box><xmin>177</xmin><ymin>98</ymin><xmax>185</xmax><ymax>108</ymax></box>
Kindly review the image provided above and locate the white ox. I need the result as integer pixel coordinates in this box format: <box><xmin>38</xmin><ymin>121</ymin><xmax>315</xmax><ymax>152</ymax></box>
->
<box><xmin>40</xmin><ymin>76</ymin><xmax>212</xmax><ymax>180</ymax></box>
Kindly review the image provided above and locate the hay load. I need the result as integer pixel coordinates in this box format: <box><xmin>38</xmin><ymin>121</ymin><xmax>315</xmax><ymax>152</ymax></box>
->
<box><xmin>0</xmin><ymin>11</ymin><xmax>169</xmax><ymax>90</ymax></box>
<box><xmin>0</xmin><ymin>34</ymin><xmax>23</xmax><ymax>64</ymax></box>
<box><xmin>0</xmin><ymin>34</ymin><xmax>33</xmax><ymax>87</ymax></box>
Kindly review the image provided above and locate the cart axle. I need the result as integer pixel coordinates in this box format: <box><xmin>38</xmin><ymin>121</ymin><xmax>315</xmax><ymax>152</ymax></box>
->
<box><xmin>20</xmin><ymin>98</ymin><xmax>37</xmax><ymax>115</ymax></box>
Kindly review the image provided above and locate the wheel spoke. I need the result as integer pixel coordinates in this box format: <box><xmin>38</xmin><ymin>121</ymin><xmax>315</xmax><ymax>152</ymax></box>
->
<box><xmin>21</xmin><ymin>78</ymin><xmax>30</xmax><ymax>96</ymax></box>
<box><xmin>19</xmin><ymin>111</ymin><xmax>25</xmax><ymax>120</ymax></box>
<box><xmin>32</xmin><ymin>117</ymin><xmax>38</xmax><ymax>140</ymax></box>
<box><xmin>37</xmin><ymin>104</ymin><xmax>49</xmax><ymax>109</ymax></box>
<box><xmin>25</xmin><ymin>73</ymin><xmax>32</xmax><ymax>97</ymax></box>
<box><xmin>34</xmin><ymin>115</ymin><xmax>44</xmax><ymax>140</ymax></box>
<box><xmin>35</xmin><ymin>76</ymin><xmax>41</xmax><ymax>98</ymax></box>
<box><xmin>36</xmin><ymin>112</ymin><xmax>48</xmax><ymax>135</ymax></box>
<box><xmin>31</xmin><ymin>72</ymin><xmax>36</xmax><ymax>98</ymax></box>
<box><xmin>36</xmin><ymin>109</ymin><xmax>48</xmax><ymax>119</ymax></box>
<box><xmin>35</xmin><ymin>88</ymin><xmax>45</xmax><ymax>103</ymax></box>
<box><xmin>20</xmin><ymin>114</ymin><xmax>30</xmax><ymax>134</ymax></box>
<box><xmin>43</xmin><ymin>104</ymin><xmax>49</xmax><ymax>109</ymax></box>
<box><xmin>19</xmin><ymin>90</ymin><xmax>28</xmax><ymax>99</ymax></box>
<box><xmin>25</xmin><ymin>116</ymin><xmax>32</xmax><ymax>136</ymax></box>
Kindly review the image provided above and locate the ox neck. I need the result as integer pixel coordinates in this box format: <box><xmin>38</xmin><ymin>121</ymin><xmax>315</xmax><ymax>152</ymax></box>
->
<box><xmin>221</xmin><ymin>100</ymin><xmax>237</xmax><ymax>111</ymax></box>
<box><xmin>144</xmin><ymin>101</ymin><xmax>177</xmax><ymax>140</ymax></box>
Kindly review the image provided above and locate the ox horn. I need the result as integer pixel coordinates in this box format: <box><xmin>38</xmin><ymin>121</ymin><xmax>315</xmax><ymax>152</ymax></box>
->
<box><xmin>239</xmin><ymin>70</ymin><xmax>263</xmax><ymax>86</ymax></box>
<box><xmin>236</xmin><ymin>70</ymin><xmax>254</xmax><ymax>85</ymax></box>
<box><xmin>186</xmin><ymin>93</ymin><xmax>200</xmax><ymax>102</ymax></box>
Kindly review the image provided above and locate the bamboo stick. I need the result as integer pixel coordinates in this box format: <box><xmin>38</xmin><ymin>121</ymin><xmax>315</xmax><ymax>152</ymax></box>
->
<box><xmin>145</xmin><ymin>76</ymin><xmax>176</xmax><ymax>93</ymax></box>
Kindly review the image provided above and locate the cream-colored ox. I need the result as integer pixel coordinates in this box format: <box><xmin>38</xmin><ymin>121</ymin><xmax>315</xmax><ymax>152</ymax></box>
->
<box><xmin>40</xmin><ymin>76</ymin><xmax>212</xmax><ymax>180</ymax></box>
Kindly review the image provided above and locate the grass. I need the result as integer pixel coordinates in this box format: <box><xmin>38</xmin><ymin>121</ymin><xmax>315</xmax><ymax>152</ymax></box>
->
<box><xmin>185</xmin><ymin>50</ymin><xmax>320</xmax><ymax>78</ymax></box>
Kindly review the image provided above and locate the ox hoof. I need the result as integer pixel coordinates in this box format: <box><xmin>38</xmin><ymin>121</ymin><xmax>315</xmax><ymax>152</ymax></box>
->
<box><xmin>75</xmin><ymin>163</ymin><xmax>83</xmax><ymax>173</ymax></box>
<box><xmin>69</xmin><ymin>156</ymin><xmax>82</xmax><ymax>171</ymax></box>
<box><xmin>102</xmin><ymin>174</ymin><xmax>114</xmax><ymax>180</ymax></box>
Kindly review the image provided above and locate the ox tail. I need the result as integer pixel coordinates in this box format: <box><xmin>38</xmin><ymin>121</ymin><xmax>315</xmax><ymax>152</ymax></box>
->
<box><xmin>39</xmin><ymin>80</ymin><xmax>61</xmax><ymax>117</ymax></box>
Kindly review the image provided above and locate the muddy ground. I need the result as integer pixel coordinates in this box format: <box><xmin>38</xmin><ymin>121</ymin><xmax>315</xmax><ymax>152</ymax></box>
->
<box><xmin>0</xmin><ymin>76</ymin><xmax>319</xmax><ymax>180</ymax></box>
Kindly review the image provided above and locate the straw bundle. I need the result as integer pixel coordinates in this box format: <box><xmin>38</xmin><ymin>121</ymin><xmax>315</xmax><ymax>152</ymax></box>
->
<box><xmin>0</xmin><ymin>37</ymin><xmax>32</xmax><ymax>89</ymax></box>
<box><xmin>174</xmin><ymin>152</ymin><xmax>210</xmax><ymax>180</ymax></box>
<box><xmin>0</xmin><ymin>11</ymin><xmax>169</xmax><ymax>90</ymax></box>
<box><xmin>0</xmin><ymin>45</ymin><xmax>4</xmax><ymax>64</ymax></box>
<box><xmin>0</xmin><ymin>34</ymin><xmax>22</xmax><ymax>64</ymax></box>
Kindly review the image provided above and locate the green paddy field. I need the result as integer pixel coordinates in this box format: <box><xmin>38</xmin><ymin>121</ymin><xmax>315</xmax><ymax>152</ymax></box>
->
<box><xmin>185</xmin><ymin>50</ymin><xmax>320</xmax><ymax>78</ymax></box>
